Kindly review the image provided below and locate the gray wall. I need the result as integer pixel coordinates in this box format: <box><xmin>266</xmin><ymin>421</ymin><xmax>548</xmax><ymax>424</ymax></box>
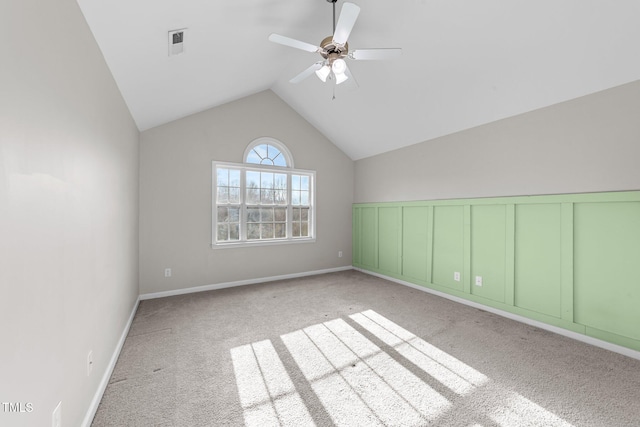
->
<box><xmin>139</xmin><ymin>90</ymin><xmax>354</xmax><ymax>294</ymax></box>
<box><xmin>355</xmin><ymin>80</ymin><xmax>640</xmax><ymax>203</ymax></box>
<box><xmin>0</xmin><ymin>1</ymin><xmax>139</xmax><ymax>426</ymax></box>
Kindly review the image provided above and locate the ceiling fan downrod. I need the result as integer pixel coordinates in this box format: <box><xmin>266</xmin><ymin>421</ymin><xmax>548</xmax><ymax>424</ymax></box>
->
<box><xmin>327</xmin><ymin>0</ymin><xmax>337</xmax><ymax>34</ymax></box>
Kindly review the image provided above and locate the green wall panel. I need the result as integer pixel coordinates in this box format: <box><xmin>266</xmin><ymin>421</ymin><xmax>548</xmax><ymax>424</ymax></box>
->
<box><xmin>353</xmin><ymin>191</ymin><xmax>640</xmax><ymax>353</ymax></box>
<box><xmin>352</xmin><ymin>208</ymin><xmax>361</xmax><ymax>265</ymax></box>
<box><xmin>574</xmin><ymin>202</ymin><xmax>640</xmax><ymax>341</ymax></box>
<box><xmin>378</xmin><ymin>207</ymin><xmax>400</xmax><ymax>274</ymax></box>
<box><xmin>432</xmin><ymin>205</ymin><xmax>464</xmax><ymax>291</ymax></box>
<box><xmin>402</xmin><ymin>207</ymin><xmax>430</xmax><ymax>282</ymax></box>
<box><xmin>471</xmin><ymin>205</ymin><xmax>506</xmax><ymax>303</ymax></box>
<box><xmin>515</xmin><ymin>204</ymin><xmax>562</xmax><ymax>317</ymax></box>
<box><xmin>360</xmin><ymin>207</ymin><xmax>377</xmax><ymax>269</ymax></box>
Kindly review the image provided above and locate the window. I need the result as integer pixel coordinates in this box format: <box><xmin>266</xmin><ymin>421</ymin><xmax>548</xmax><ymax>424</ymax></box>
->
<box><xmin>212</xmin><ymin>138</ymin><xmax>315</xmax><ymax>247</ymax></box>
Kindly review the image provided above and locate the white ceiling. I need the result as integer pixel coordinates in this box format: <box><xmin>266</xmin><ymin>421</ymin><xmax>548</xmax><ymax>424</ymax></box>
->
<box><xmin>77</xmin><ymin>0</ymin><xmax>640</xmax><ymax>160</ymax></box>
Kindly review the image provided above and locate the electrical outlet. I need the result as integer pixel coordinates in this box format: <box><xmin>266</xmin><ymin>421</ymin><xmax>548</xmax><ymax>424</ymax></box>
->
<box><xmin>164</xmin><ymin>268</ymin><xmax>172</xmax><ymax>277</ymax></box>
<box><xmin>338</xmin><ymin>251</ymin><xmax>343</xmax><ymax>258</ymax></box>
<box><xmin>454</xmin><ymin>272</ymin><xmax>461</xmax><ymax>282</ymax></box>
<box><xmin>475</xmin><ymin>276</ymin><xmax>483</xmax><ymax>286</ymax></box>
<box><xmin>52</xmin><ymin>401</ymin><xmax>62</xmax><ymax>427</ymax></box>
<box><xmin>87</xmin><ymin>351</ymin><xmax>93</xmax><ymax>376</ymax></box>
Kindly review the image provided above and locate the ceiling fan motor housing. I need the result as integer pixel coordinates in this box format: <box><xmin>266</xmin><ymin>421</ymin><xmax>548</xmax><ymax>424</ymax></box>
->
<box><xmin>319</xmin><ymin>36</ymin><xmax>348</xmax><ymax>63</ymax></box>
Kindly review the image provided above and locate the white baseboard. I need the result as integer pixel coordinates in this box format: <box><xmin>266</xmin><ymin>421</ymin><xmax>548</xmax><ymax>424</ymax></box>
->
<box><xmin>139</xmin><ymin>265</ymin><xmax>353</xmax><ymax>300</ymax></box>
<box><xmin>82</xmin><ymin>296</ymin><xmax>140</xmax><ymax>427</ymax></box>
<box><xmin>354</xmin><ymin>267</ymin><xmax>640</xmax><ymax>362</ymax></box>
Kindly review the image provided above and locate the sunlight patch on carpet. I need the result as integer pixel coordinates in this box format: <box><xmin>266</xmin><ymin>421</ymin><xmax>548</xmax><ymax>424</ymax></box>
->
<box><xmin>351</xmin><ymin>309</ymin><xmax>488</xmax><ymax>394</ymax></box>
<box><xmin>281</xmin><ymin>319</ymin><xmax>450</xmax><ymax>425</ymax></box>
<box><xmin>231</xmin><ymin>340</ymin><xmax>314</xmax><ymax>427</ymax></box>
<box><xmin>281</xmin><ymin>328</ymin><xmax>386</xmax><ymax>426</ymax></box>
<box><xmin>231</xmin><ymin>310</ymin><xmax>573</xmax><ymax>427</ymax></box>
<box><xmin>490</xmin><ymin>392</ymin><xmax>573</xmax><ymax>427</ymax></box>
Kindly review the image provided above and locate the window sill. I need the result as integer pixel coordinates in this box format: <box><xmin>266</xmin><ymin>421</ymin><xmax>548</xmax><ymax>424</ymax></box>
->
<box><xmin>210</xmin><ymin>238</ymin><xmax>316</xmax><ymax>250</ymax></box>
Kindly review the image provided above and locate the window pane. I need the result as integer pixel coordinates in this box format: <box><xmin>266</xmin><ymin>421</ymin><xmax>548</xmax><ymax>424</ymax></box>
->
<box><xmin>229</xmin><ymin>207</ymin><xmax>240</xmax><ymax>222</ymax></box>
<box><xmin>246</xmin><ymin>151</ymin><xmax>262</xmax><ymax>164</ymax></box>
<box><xmin>261</xmin><ymin>190</ymin><xmax>275</xmax><ymax>204</ymax></box>
<box><xmin>229</xmin><ymin>170</ymin><xmax>241</xmax><ymax>187</ymax></box>
<box><xmin>274</xmin><ymin>207</ymin><xmax>286</xmax><ymax>222</ymax></box>
<box><xmin>292</xmin><ymin>175</ymin><xmax>300</xmax><ymax>191</ymax></box>
<box><xmin>275</xmin><ymin>174</ymin><xmax>287</xmax><ymax>203</ymax></box>
<box><xmin>229</xmin><ymin>188</ymin><xmax>240</xmax><ymax>204</ymax></box>
<box><xmin>275</xmin><ymin>188</ymin><xmax>287</xmax><ymax>204</ymax></box>
<box><xmin>218</xmin><ymin>187</ymin><xmax>229</xmax><ymax>203</ymax></box>
<box><xmin>301</xmin><ymin>208</ymin><xmax>309</xmax><ymax>221</ymax></box>
<box><xmin>292</xmin><ymin>222</ymin><xmax>300</xmax><ymax>237</ymax></box>
<box><xmin>217</xmin><ymin>224</ymin><xmax>228</xmax><ymax>241</ymax></box>
<box><xmin>275</xmin><ymin>173</ymin><xmax>287</xmax><ymax>189</ymax></box>
<box><xmin>301</xmin><ymin>222</ymin><xmax>309</xmax><ymax>237</ymax></box>
<box><xmin>301</xmin><ymin>191</ymin><xmax>309</xmax><ymax>206</ymax></box>
<box><xmin>246</xmin><ymin>171</ymin><xmax>260</xmax><ymax>188</ymax></box>
<box><xmin>273</xmin><ymin>153</ymin><xmax>286</xmax><ymax>167</ymax></box>
<box><xmin>247</xmin><ymin>207</ymin><xmax>260</xmax><ymax>223</ymax></box>
<box><xmin>293</xmin><ymin>208</ymin><xmax>300</xmax><ymax>221</ymax></box>
<box><xmin>246</xmin><ymin>186</ymin><xmax>259</xmax><ymax>204</ymax></box>
<box><xmin>301</xmin><ymin>175</ymin><xmax>309</xmax><ymax>190</ymax></box>
<box><xmin>261</xmin><ymin>172</ymin><xmax>274</xmax><ymax>189</ymax></box>
<box><xmin>261</xmin><ymin>208</ymin><xmax>274</xmax><ymax>222</ymax></box>
<box><xmin>217</xmin><ymin>207</ymin><xmax>228</xmax><ymax>222</ymax></box>
<box><xmin>266</xmin><ymin>145</ymin><xmax>281</xmax><ymax>160</ymax></box>
<box><xmin>254</xmin><ymin>144</ymin><xmax>268</xmax><ymax>159</ymax></box>
<box><xmin>230</xmin><ymin>224</ymin><xmax>239</xmax><ymax>240</ymax></box>
<box><xmin>275</xmin><ymin>223</ymin><xmax>286</xmax><ymax>238</ymax></box>
<box><xmin>261</xmin><ymin>223</ymin><xmax>274</xmax><ymax>239</ymax></box>
<box><xmin>217</xmin><ymin>169</ymin><xmax>228</xmax><ymax>186</ymax></box>
<box><xmin>247</xmin><ymin>223</ymin><xmax>260</xmax><ymax>240</ymax></box>
<box><xmin>292</xmin><ymin>191</ymin><xmax>300</xmax><ymax>205</ymax></box>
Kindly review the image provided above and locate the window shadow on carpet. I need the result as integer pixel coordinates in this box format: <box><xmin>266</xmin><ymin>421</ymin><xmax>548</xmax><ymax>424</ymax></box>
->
<box><xmin>231</xmin><ymin>309</ymin><xmax>573</xmax><ymax>427</ymax></box>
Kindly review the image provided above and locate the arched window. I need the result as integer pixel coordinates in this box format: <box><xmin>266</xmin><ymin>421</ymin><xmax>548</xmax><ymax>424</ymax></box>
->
<box><xmin>243</xmin><ymin>137</ymin><xmax>293</xmax><ymax>168</ymax></box>
<box><xmin>212</xmin><ymin>138</ymin><xmax>314</xmax><ymax>246</ymax></box>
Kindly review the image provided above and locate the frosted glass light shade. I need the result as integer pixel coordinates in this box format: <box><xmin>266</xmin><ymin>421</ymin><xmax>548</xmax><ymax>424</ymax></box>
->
<box><xmin>332</xmin><ymin>58</ymin><xmax>347</xmax><ymax>74</ymax></box>
<box><xmin>335</xmin><ymin>72</ymin><xmax>348</xmax><ymax>85</ymax></box>
<box><xmin>315</xmin><ymin>65</ymin><xmax>330</xmax><ymax>82</ymax></box>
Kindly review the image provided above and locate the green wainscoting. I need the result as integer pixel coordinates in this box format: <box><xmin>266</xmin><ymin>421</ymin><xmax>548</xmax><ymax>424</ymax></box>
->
<box><xmin>402</xmin><ymin>207</ymin><xmax>430</xmax><ymax>283</ymax></box>
<box><xmin>353</xmin><ymin>191</ymin><xmax>640</xmax><ymax>352</ymax></box>
<box><xmin>378</xmin><ymin>207</ymin><xmax>401</xmax><ymax>275</ymax></box>
<box><xmin>514</xmin><ymin>204</ymin><xmax>563</xmax><ymax>318</ymax></box>
<box><xmin>433</xmin><ymin>205</ymin><xmax>465</xmax><ymax>292</ymax></box>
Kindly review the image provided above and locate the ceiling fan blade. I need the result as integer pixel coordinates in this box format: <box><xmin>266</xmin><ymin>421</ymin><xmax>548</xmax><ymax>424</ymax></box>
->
<box><xmin>332</xmin><ymin>2</ymin><xmax>360</xmax><ymax>45</ymax></box>
<box><xmin>350</xmin><ymin>48</ymin><xmax>402</xmax><ymax>60</ymax></box>
<box><xmin>344</xmin><ymin>64</ymin><xmax>359</xmax><ymax>88</ymax></box>
<box><xmin>289</xmin><ymin>62</ymin><xmax>324</xmax><ymax>84</ymax></box>
<box><xmin>268</xmin><ymin>33</ymin><xmax>320</xmax><ymax>53</ymax></box>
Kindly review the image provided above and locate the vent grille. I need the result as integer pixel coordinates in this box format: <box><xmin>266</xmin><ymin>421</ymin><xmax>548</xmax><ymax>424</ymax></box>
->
<box><xmin>168</xmin><ymin>29</ymin><xmax>186</xmax><ymax>56</ymax></box>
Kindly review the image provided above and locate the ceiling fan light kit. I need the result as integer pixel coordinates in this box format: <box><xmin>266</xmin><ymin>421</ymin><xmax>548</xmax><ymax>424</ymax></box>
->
<box><xmin>268</xmin><ymin>0</ymin><xmax>402</xmax><ymax>87</ymax></box>
<box><xmin>315</xmin><ymin>64</ymin><xmax>331</xmax><ymax>82</ymax></box>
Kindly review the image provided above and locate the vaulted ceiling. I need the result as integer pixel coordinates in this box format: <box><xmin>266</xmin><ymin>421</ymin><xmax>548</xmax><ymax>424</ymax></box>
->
<box><xmin>77</xmin><ymin>0</ymin><xmax>640</xmax><ymax>160</ymax></box>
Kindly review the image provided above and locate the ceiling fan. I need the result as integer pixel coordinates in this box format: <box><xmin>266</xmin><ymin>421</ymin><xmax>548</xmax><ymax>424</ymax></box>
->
<box><xmin>268</xmin><ymin>0</ymin><xmax>402</xmax><ymax>86</ymax></box>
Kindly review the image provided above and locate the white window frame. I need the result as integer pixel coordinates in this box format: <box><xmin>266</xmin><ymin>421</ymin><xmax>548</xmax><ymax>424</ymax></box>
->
<box><xmin>212</xmin><ymin>161</ymin><xmax>316</xmax><ymax>248</ymax></box>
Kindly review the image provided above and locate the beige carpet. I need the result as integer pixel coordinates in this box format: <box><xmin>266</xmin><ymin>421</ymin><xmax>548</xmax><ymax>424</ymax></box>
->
<box><xmin>92</xmin><ymin>270</ymin><xmax>640</xmax><ymax>426</ymax></box>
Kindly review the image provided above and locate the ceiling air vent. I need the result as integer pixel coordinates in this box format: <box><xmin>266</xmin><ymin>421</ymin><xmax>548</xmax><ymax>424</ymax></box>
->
<box><xmin>168</xmin><ymin>29</ymin><xmax>186</xmax><ymax>56</ymax></box>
